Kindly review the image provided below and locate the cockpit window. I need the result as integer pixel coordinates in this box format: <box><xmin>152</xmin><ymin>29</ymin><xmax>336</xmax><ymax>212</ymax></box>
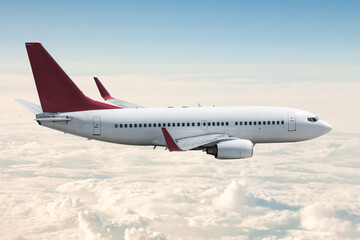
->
<box><xmin>307</xmin><ymin>116</ymin><xmax>319</xmax><ymax>122</ymax></box>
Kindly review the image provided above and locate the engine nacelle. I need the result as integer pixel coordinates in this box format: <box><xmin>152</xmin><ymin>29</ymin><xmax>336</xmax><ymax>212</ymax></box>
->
<box><xmin>206</xmin><ymin>139</ymin><xmax>253</xmax><ymax>159</ymax></box>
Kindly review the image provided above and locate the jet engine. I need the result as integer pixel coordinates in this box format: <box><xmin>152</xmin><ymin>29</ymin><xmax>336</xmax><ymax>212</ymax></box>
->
<box><xmin>206</xmin><ymin>139</ymin><xmax>253</xmax><ymax>159</ymax></box>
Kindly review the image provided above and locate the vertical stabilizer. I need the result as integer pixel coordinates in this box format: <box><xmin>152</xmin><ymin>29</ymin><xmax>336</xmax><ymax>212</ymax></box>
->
<box><xmin>25</xmin><ymin>42</ymin><xmax>119</xmax><ymax>112</ymax></box>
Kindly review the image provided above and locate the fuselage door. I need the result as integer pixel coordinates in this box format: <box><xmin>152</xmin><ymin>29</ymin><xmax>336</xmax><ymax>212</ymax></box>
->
<box><xmin>201</xmin><ymin>120</ymin><xmax>208</xmax><ymax>131</ymax></box>
<box><xmin>93</xmin><ymin>116</ymin><xmax>101</xmax><ymax>135</ymax></box>
<box><xmin>288</xmin><ymin>112</ymin><xmax>296</xmax><ymax>131</ymax></box>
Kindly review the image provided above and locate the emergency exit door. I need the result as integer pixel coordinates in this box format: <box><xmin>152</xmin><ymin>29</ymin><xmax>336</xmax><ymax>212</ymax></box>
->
<box><xmin>288</xmin><ymin>113</ymin><xmax>296</xmax><ymax>131</ymax></box>
<box><xmin>93</xmin><ymin>116</ymin><xmax>101</xmax><ymax>135</ymax></box>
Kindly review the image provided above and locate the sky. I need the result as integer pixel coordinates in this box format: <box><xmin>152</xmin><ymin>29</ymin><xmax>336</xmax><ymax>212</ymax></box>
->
<box><xmin>1</xmin><ymin>1</ymin><xmax>360</xmax><ymax>239</ymax></box>
<box><xmin>1</xmin><ymin>1</ymin><xmax>360</xmax><ymax>67</ymax></box>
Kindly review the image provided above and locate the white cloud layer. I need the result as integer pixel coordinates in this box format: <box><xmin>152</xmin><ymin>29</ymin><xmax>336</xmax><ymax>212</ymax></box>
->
<box><xmin>1</xmin><ymin>128</ymin><xmax>360</xmax><ymax>239</ymax></box>
<box><xmin>1</xmin><ymin>74</ymin><xmax>360</xmax><ymax>239</ymax></box>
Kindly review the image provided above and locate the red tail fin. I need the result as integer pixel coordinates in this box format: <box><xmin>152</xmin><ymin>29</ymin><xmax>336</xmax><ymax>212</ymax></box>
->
<box><xmin>26</xmin><ymin>42</ymin><xmax>120</xmax><ymax>112</ymax></box>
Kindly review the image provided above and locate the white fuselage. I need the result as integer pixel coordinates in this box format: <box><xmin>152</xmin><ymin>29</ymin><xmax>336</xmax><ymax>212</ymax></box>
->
<box><xmin>23</xmin><ymin>43</ymin><xmax>333</xmax><ymax>159</ymax></box>
<box><xmin>38</xmin><ymin>106</ymin><xmax>332</xmax><ymax>148</ymax></box>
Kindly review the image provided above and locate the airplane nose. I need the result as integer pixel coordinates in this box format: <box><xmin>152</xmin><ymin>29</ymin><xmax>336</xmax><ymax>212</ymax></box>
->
<box><xmin>319</xmin><ymin>120</ymin><xmax>332</xmax><ymax>134</ymax></box>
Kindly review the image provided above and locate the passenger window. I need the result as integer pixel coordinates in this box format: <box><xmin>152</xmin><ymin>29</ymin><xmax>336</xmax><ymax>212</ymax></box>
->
<box><xmin>244</xmin><ymin>122</ymin><xmax>247</xmax><ymax>125</ymax></box>
<box><xmin>197</xmin><ymin>122</ymin><xmax>200</xmax><ymax>126</ymax></box>
<box><xmin>192</xmin><ymin>122</ymin><xmax>195</xmax><ymax>126</ymax></box>
<box><xmin>254</xmin><ymin>121</ymin><xmax>257</xmax><ymax>125</ymax></box>
<box><xmin>207</xmin><ymin>122</ymin><xmax>211</xmax><ymax>126</ymax></box>
<box><xmin>258</xmin><ymin>121</ymin><xmax>261</xmax><ymax>125</ymax></box>
<box><xmin>263</xmin><ymin>121</ymin><xmax>266</xmax><ymax>125</ymax></box>
<box><xmin>226</xmin><ymin>122</ymin><xmax>229</xmax><ymax>126</ymax></box>
<box><xmin>267</xmin><ymin>121</ymin><xmax>271</xmax><ymax>125</ymax></box>
<box><xmin>277</xmin><ymin>121</ymin><xmax>280</xmax><ymax>125</ymax></box>
<box><xmin>162</xmin><ymin>123</ymin><xmax>165</xmax><ymax>127</ymax></box>
<box><xmin>177</xmin><ymin>123</ymin><xmax>180</xmax><ymax>127</ymax></box>
<box><xmin>168</xmin><ymin>123</ymin><xmax>171</xmax><ymax>127</ymax></box>
<box><xmin>134</xmin><ymin>124</ymin><xmax>138</xmax><ymax>128</ymax></box>
<box><xmin>182</xmin><ymin>123</ymin><xmax>185</xmax><ymax>127</ymax></box>
<box><xmin>221</xmin><ymin>122</ymin><xmax>224</xmax><ymax>126</ymax></box>
<box><xmin>144</xmin><ymin>124</ymin><xmax>147</xmax><ymax>127</ymax></box>
<box><xmin>148</xmin><ymin>123</ymin><xmax>151</xmax><ymax>127</ymax></box>
<box><xmin>124</xmin><ymin>124</ymin><xmax>128</xmax><ymax>128</ymax></box>
<box><xmin>115</xmin><ymin>124</ymin><xmax>118</xmax><ymax>128</ymax></box>
<box><xmin>212</xmin><ymin>122</ymin><xmax>215</xmax><ymax>126</ymax></box>
<box><xmin>120</xmin><ymin>124</ymin><xmax>123</xmax><ymax>128</ymax></box>
<box><xmin>281</xmin><ymin>121</ymin><xmax>284</xmax><ymax>124</ymax></box>
<box><xmin>235</xmin><ymin>122</ymin><xmax>238</xmax><ymax>125</ymax></box>
<box><xmin>240</xmin><ymin>122</ymin><xmax>243</xmax><ymax>125</ymax></box>
<box><xmin>272</xmin><ymin>121</ymin><xmax>275</xmax><ymax>125</ymax></box>
<box><xmin>129</xmin><ymin>124</ymin><xmax>133</xmax><ymax>128</ymax></box>
<box><xmin>172</xmin><ymin>123</ymin><xmax>175</xmax><ymax>127</ymax></box>
<box><xmin>139</xmin><ymin>124</ymin><xmax>142</xmax><ymax>128</ymax></box>
<box><xmin>217</xmin><ymin>122</ymin><xmax>220</xmax><ymax>126</ymax></box>
<box><xmin>249</xmin><ymin>122</ymin><xmax>252</xmax><ymax>125</ymax></box>
<box><xmin>187</xmin><ymin>123</ymin><xmax>190</xmax><ymax>127</ymax></box>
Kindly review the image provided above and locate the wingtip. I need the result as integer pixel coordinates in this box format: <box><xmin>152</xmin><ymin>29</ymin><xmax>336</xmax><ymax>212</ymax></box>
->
<box><xmin>94</xmin><ymin>77</ymin><xmax>114</xmax><ymax>100</ymax></box>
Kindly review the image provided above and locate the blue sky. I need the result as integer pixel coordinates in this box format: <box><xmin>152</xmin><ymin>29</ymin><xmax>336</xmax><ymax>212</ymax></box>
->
<box><xmin>1</xmin><ymin>0</ymin><xmax>359</xmax><ymax>68</ymax></box>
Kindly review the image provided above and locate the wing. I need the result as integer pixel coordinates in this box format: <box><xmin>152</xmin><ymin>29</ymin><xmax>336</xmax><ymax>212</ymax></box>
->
<box><xmin>161</xmin><ymin>128</ymin><xmax>236</xmax><ymax>151</ymax></box>
<box><xmin>94</xmin><ymin>77</ymin><xmax>145</xmax><ymax>108</ymax></box>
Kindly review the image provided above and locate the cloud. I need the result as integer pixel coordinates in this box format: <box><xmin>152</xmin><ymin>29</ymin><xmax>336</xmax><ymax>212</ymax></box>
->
<box><xmin>2</xmin><ymin>131</ymin><xmax>360</xmax><ymax>239</ymax></box>
<box><xmin>300</xmin><ymin>202</ymin><xmax>360</xmax><ymax>238</ymax></box>
<box><xmin>78</xmin><ymin>211</ymin><xmax>166</xmax><ymax>240</ymax></box>
<box><xmin>0</xmin><ymin>121</ymin><xmax>360</xmax><ymax>239</ymax></box>
<box><xmin>2</xmin><ymin>73</ymin><xmax>360</xmax><ymax>239</ymax></box>
<box><xmin>212</xmin><ymin>180</ymin><xmax>299</xmax><ymax>213</ymax></box>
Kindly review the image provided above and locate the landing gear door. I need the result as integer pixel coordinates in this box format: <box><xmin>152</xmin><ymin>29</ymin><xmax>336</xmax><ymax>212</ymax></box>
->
<box><xmin>288</xmin><ymin>112</ymin><xmax>296</xmax><ymax>131</ymax></box>
<box><xmin>93</xmin><ymin>116</ymin><xmax>101</xmax><ymax>135</ymax></box>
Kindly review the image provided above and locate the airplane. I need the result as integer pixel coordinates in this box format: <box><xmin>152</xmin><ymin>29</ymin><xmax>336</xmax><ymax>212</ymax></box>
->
<box><xmin>17</xmin><ymin>42</ymin><xmax>332</xmax><ymax>159</ymax></box>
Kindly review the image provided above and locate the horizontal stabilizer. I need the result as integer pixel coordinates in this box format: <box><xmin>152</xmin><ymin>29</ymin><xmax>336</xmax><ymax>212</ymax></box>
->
<box><xmin>36</xmin><ymin>116</ymin><xmax>71</xmax><ymax>123</ymax></box>
<box><xmin>94</xmin><ymin>77</ymin><xmax>145</xmax><ymax>108</ymax></box>
<box><xmin>15</xmin><ymin>99</ymin><xmax>42</xmax><ymax>114</ymax></box>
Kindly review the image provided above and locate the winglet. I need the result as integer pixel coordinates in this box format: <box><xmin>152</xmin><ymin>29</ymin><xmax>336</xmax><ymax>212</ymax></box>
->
<box><xmin>161</xmin><ymin>128</ymin><xmax>182</xmax><ymax>151</ymax></box>
<box><xmin>94</xmin><ymin>77</ymin><xmax>114</xmax><ymax>100</ymax></box>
